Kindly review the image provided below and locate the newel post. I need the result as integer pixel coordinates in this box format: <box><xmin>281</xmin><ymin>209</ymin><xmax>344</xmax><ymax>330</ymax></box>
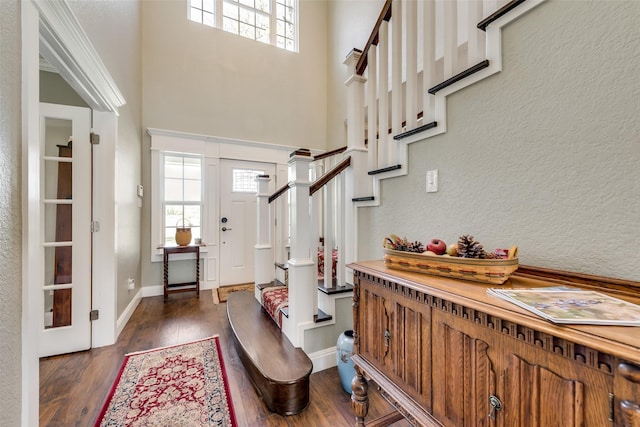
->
<box><xmin>343</xmin><ymin>49</ymin><xmax>370</xmax><ymax>271</ymax></box>
<box><xmin>254</xmin><ymin>174</ymin><xmax>273</xmax><ymax>301</ymax></box>
<box><xmin>284</xmin><ymin>149</ymin><xmax>315</xmax><ymax>347</ymax></box>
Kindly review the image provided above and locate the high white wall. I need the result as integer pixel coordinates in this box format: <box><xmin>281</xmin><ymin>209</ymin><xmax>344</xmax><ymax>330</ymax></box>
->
<box><xmin>355</xmin><ymin>0</ymin><xmax>640</xmax><ymax>281</ymax></box>
<box><xmin>0</xmin><ymin>0</ymin><xmax>23</xmax><ymax>424</ymax></box>
<box><xmin>68</xmin><ymin>0</ymin><xmax>143</xmax><ymax>316</ymax></box>
<box><xmin>141</xmin><ymin>0</ymin><xmax>327</xmax><ymax>149</ymax></box>
<box><xmin>326</xmin><ymin>0</ymin><xmax>385</xmax><ymax>150</ymax></box>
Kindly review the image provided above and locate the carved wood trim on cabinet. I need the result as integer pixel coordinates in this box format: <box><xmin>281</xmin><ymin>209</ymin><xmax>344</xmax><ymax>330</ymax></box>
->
<box><xmin>349</xmin><ymin>261</ymin><xmax>640</xmax><ymax>427</ymax></box>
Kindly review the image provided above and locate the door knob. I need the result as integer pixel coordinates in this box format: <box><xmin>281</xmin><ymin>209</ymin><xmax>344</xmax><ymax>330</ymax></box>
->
<box><xmin>221</xmin><ymin>227</ymin><xmax>232</xmax><ymax>231</ymax></box>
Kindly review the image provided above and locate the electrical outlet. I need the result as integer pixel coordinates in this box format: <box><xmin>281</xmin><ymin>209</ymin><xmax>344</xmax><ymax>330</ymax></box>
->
<box><xmin>127</xmin><ymin>278</ymin><xmax>135</xmax><ymax>290</ymax></box>
<box><xmin>426</xmin><ymin>170</ymin><xmax>438</xmax><ymax>193</ymax></box>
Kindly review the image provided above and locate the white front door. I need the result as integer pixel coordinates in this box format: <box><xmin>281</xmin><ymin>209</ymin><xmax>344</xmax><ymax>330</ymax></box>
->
<box><xmin>39</xmin><ymin>103</ymin><xmax>92</xmax><ymax>357</ymax></box>
<box><xmin>219</xmin><ymin>159</ymin><xmax>275</xmax><ymax>286</ymax></box>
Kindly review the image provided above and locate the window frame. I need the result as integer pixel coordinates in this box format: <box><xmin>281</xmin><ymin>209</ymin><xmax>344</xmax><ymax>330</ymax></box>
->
<box><xmin>151</xmin><ymin>150</ymin><xmax>207</xmax><ymax>261</ymax></box>
<box><xmin>161</xmin><ymin>153</ymin><xmax>204</xmax><ymax>247</ymax></box>
<box><xmin>188</xmin><ymin>0</ymin><xmax>299</xmax><ymax>52</ymax></box>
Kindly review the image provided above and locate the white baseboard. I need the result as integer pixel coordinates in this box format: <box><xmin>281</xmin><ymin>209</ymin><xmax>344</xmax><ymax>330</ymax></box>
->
<box><xmin>308</xmin><ymin>346</ymin><xmax>337</xmax><ymax>373</ymax></box>
<box><xmin>141</xmin><ymin>283</ymin><xmax>208</xmax><ymax>297</ymax></box>
<box><xmin>142</xmin><ymin>285</ymin><xmax>164</xmax><ymax>298</ymax></box>
<box><xmin>116</xmin><ymin>288</ymin><xmax>142</xmax><ymax>339</ymax></box>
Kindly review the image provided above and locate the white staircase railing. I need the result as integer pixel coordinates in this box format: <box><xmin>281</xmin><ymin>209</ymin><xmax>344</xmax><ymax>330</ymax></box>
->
<box><xmin>255</xmin><ymin>0</ymin><xmax>546</xmax><ymax>351</ymax></box>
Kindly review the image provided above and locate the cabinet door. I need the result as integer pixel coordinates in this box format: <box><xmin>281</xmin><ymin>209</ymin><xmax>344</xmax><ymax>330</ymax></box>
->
<box><xmin>615</xmin><ymin>360</ymin><xmax>640</xmax><ymax>427</ymax></box>
<box><xmin>358</xmin><ymin>278</ymin><xmax>432</xmax><ymax>409</ymax></box>
<box><xmin>501</xmin><ymin>337</ymin><xmax>613</xmax><ymax>427</ymax></box>
<box><xmin>431</xmin><ymin>309</ymin><xmax>499</xmax><ymax>427</ymax></box>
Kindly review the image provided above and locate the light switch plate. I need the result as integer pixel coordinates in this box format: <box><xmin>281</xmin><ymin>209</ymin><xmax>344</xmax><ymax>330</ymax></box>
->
<box><xmin>426</xmin><ymin>170</ymin><xmax>438</xmax><ymax>193</ymax></box>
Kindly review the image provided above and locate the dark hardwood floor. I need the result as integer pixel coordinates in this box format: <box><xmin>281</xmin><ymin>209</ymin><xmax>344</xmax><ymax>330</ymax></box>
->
<box><xmin>40</xmin><ymin>290</ymin><xmax>410</xmax><ymax>426</ymax></box>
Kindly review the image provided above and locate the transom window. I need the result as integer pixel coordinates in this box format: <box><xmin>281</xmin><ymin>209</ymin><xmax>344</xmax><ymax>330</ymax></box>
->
<box><xmin>188</xmin><ymin>0</ymin><xmax>298</xmax><ymax>52</ymax></box>
<box><xmin>232</xmin><ymin>168</ymin><xmax>265</xmax><ymax>193</ymax></box>
<box><xmin>163</xmin><ymin>154</ymin><xmax>202</xmax><ymax>245</ymax></box>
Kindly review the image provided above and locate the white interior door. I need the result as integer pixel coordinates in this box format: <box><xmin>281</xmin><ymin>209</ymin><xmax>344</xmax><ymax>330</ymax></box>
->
<box><xmin>39</xmin><ymin>103</ymin><xmax>92</xmax><ymax>357</ymax></box>
<box><xmin>219</xmin><ymin>159</ymin><xmax>275</xmax><ymax>286</ymax></box>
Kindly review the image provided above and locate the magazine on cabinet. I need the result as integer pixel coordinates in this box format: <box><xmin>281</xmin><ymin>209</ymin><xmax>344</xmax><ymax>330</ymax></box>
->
<box><xmin>487</xmin><ymin>287</ymin><xmax>640</xmax><ymax>326</ymax></box>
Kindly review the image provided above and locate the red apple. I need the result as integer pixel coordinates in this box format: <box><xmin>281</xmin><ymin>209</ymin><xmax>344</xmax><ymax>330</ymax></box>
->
<box><xmin>426</xmin><ymin>239</ymin><xmax>447</xmax><ymax>255</ymax></box>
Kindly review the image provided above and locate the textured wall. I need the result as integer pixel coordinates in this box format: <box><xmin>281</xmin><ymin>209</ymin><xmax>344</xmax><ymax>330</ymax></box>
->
<box><xmin>69</xmin><ymin>0</ymin><xmax>143</xmax><ymax>317</ymax></box>
<box><xmin>0</xmin><ymin>0</ymin><xmax>23</xmax><ymax>424</ymax></box>
<box><xmin>358</xmin><ymin>0</ymin><xmax>640</xmax><ymax>281</ymax></box>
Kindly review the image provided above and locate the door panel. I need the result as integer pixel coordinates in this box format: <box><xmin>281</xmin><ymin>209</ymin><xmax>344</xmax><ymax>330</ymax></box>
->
<box><xmin>219</xmin><ymin>160</ymin><xmax>275</xmax><ymax>286</ymax></box>
<box><xmin>39</xmin><ymin>103</ymin><xmax>92</xmax><ymax>357</ymax></box>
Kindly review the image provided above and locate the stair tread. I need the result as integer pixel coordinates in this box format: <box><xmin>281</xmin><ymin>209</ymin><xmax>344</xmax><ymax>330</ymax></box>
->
<box><xmin>428</xmin><ymin>60</ymin><xmax>490</xmax><ymax>95</ymax></box>
<box><xmin>368</xmin><ymin>164</ymin><xmax>402</xmax><ymax>175</ymax></box>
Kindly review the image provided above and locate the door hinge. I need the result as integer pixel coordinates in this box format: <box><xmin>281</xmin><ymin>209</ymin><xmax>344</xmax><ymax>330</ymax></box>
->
<box><xmin>91</xmin><ymin>221</ymin><xmax>101</xmax><ymax>232</ymax></box>
<box><xmin>90</xmin><ymin>310</ymin><xmax>99</xmax><ymax>321</ymax></box>
<box><xmin>90</xmin><ymin>132</ymin><xmax>100</xmax><ymax>145</ymax></box>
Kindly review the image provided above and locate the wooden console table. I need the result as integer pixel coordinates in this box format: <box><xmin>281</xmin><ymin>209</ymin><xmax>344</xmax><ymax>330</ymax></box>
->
<box><xmin>348</xmin><ymin>260</ymin><xmax>640</xmax><ymax>427</ymax></box>
<box><xmin>161</xmin><ymin>245</ymin><xmax>201</xmax><ymax>301</ymax></box>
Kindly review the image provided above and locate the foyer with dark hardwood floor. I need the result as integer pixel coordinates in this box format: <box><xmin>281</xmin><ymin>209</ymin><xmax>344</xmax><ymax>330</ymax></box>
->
<box><xmin>39</xmin><ymin>290</ymin><xmax>410</xmax><ymax>426</ymax></box>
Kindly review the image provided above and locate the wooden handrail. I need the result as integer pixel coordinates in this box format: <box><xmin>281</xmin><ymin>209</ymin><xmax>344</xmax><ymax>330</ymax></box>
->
<box><xmin>355</xmin><ymin>0</ymin><xmax>393</xmax><ymax>76</ymax></box>
<box><xmin>313</xmin><ymin>146</ymin><xmax>347</xmax><ymax>161</ymax></box>
<box><xmin>268</xmin><ymin>182</ymin><xmax>292</xmax><ymax>204</ymax></box>
<box><xmin>309</xmin><ymin>157</ymin><xmax>351</xmax><ymax>196</ymax></box>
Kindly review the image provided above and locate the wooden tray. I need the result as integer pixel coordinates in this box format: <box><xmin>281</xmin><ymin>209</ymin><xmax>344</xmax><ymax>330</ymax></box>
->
<box><xmin>383</xmin><ymin>248</ymin><xmax>519</xmax><ymax>285</ymax></box>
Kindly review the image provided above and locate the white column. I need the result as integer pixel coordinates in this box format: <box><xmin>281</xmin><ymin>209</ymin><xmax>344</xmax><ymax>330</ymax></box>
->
<box><xmin>343</xmin><ymin>49</ymin><xmax>370</xmax><ymax>199</ymax></box>
<box><xmin>343</xmin><ymin>50</ymin><xmax>369</xmax><ymax>280</ymax></box>
<box><xmin>284</xmin><ymin>151</ymin><xmax>315</xmax><ymax>347</ymax></box>
<box><xmin>254</xmin><ymin>175</ymin><xmax>273</xmax><ymax>301</ymax></box>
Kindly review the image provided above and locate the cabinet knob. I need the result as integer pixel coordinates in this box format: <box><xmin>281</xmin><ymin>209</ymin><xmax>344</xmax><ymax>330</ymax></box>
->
<box><xmin>488</xmin><ymin>395</ymin><xmax>503</xmax><ymax>420</ymax></box>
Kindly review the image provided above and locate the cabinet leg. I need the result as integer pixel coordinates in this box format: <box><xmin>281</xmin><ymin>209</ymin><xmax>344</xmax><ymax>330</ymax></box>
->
<box><xmin>351</xmin><ymin>365</ymin><xmax>369</xmax><ymax>427</ymax></box>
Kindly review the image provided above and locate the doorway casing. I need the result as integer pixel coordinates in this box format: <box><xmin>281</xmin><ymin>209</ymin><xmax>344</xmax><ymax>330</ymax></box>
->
<box><xmin>22</xmin><ymin>1</ymin><xmax>125</xmax><ymax>425</ymax></box>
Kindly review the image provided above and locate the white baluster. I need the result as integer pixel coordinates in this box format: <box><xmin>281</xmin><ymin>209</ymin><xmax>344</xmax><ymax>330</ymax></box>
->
<box><xmin>405</xmin><ymin>0</ymin><xmax>418</xmax><ymax>131</ymax></box>
<box><xmin>468</xmin><ymin>0</ymin><xmax>485</xmax><ymax>66</ymax></box>
<box><xmin>423</xmin><ymin>0</ymin><xmax>436</xmax><ymax>123</ymax></box>
<box><xmin>391</xmin><ymin>0</ymin><xmax>402</xmax><ymax>157</ymax></box>
<box><xmin>366</xmin><ymin>45</ymin><xmax>378</xmax><ymax>171</ymax></box>
<box><xmin>378</xmin><ymin>22</ymin><xmax>390</xmax><ymax>168</ymax></box>
<box><xmin>444</xmin><ymin>0</ymin><xmax>458</xmax><ymax>78</ymax></box>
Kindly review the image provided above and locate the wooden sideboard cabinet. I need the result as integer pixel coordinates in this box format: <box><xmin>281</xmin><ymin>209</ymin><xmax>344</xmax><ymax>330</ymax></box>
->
<box><xmin>349</xmin><ymin>261</ymin><xmax>640</xmax><ymax>427</ymax></box>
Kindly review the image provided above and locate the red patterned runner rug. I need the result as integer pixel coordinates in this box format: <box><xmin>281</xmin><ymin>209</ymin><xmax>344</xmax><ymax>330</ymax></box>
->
<box><xmin>94</xmin><ymin>336</ymin><xmax>237</xmax><ymax>426</ymax></box>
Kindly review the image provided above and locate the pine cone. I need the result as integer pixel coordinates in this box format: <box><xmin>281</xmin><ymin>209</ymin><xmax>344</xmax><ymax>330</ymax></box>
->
<box><xmin>457</xmin><ymin>235</ymin><xmax>487</xmax><ymax>259</ymax></box>
<box><xmin>396</xmin><ymin>237</ymin><xmax>424</xmax><ymax>253</ymax></box>
<box><xmin>384</xmin><ymin>234</ymin><xmax>424</xmax><ymax>253</ymax></box>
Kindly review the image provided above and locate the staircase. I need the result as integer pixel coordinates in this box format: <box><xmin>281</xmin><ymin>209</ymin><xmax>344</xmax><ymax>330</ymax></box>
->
<box><xmin>249</xmin><ymin>0</ymin><xmax>546</xmax><ymax>362</ymax></box>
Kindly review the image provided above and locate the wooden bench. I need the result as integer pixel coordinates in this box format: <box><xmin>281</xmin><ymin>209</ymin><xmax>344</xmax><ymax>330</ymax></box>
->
<box><xmin>226</xmin><ymin>291</ymin><xmax>313</xmax><ymax>416</ymax></box>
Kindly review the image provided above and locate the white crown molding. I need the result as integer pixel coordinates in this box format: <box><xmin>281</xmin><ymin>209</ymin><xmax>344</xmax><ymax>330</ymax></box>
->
<box><xmin>147</xmin><ymin>127</ymin><xmax>324</xmax><ymax>156</ymax></box>
<box><xmin>33</xmin><ymin>0</ymin><xmax>126</xmax><ymax>112</ymax></box>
